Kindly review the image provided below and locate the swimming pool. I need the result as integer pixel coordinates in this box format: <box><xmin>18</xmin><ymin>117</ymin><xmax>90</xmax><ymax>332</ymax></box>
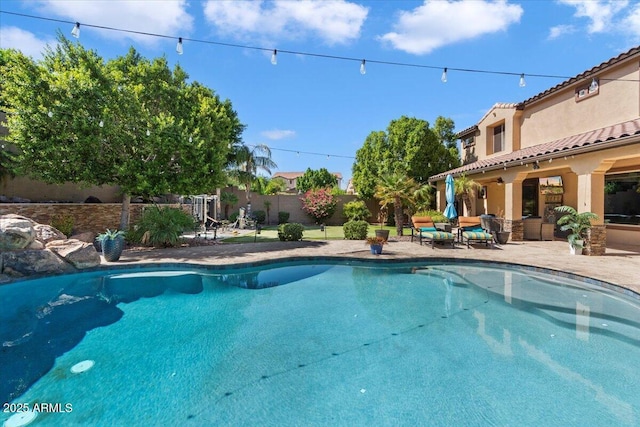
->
<box><xmin>1</xmin><ymin>260</ymin><xmax>639</xmax><ymax>426</ymax></box>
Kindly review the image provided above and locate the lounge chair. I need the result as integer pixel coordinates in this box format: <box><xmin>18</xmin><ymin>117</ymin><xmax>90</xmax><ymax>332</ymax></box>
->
<box><xmin>458</xmin><ymin>216</ymin><xmax>494</xmax><ymax>248</ymax></box>
<box><xmin>411</xmin><ymin>216</ymin><xmax>456</xmax><ymax>249</ymax></box>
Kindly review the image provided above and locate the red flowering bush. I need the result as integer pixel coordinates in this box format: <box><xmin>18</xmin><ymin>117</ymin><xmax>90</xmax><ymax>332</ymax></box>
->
<box><xmin>300</xmin><ymin>188</ymin><xmax>337</xmax><ymax>224</ymax></box>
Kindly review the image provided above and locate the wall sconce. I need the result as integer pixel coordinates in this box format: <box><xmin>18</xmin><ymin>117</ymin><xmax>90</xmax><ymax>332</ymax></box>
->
<box><xmin>532</xmin><ymin>162</ymin><xmax>540</xmax><ymax>170</ymax></box>
<box><xmin>497</xmin><ymin>177</ymin><xmax>504</xmax><ymax>185</ymax></box>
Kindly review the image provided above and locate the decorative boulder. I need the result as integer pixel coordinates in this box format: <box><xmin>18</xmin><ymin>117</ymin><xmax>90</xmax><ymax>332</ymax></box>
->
<box><xmin>0</xmin><ymin>214</ymin><xmax>36</xmax><ymax>250</ymax></box>
<box><xmin>2</xmin><ymin>250</ymin><xmax>73</xmax><ymax>277</ymax></box>
<box><xmin>34</xmin><ymin>224</ymin><xmax>67</xmax><ymax>244</ymax></box>
<box><xmin>69</xmin><ymin>231</ymin><xmax>96</xmax><ymax>244</ymax></box>
<box><xmin>46</xmin><ymin>239</ymin><xmax>101</xmax><ymax>269</ymax></box>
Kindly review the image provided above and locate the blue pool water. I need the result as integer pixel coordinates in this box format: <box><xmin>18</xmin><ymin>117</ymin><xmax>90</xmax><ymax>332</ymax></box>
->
<box><xmin>1</xmin><ymin>261</ymin><xmax>639</xmax><ymax>426</ymax></box>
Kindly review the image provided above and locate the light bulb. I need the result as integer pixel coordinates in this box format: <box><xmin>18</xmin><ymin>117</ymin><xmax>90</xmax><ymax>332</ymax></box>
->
<box><xmin>189</xmin><ymin>136</ymin><xmax>193</xmax><ymax>142</ymax></box>
<box><xmin>47</xmin><ymin>111</ymin><xmax>53</xmax><ymax>118</ymax></box>
<box><xmin>71</xmin><ymin>22</ymin><xmax>80</xmax><ymax>38</ymax></box>
<box><xmin>146</xmin><ymin>129</ymin><xmax>150</xmax><ymax>136</ymax></box>
<box><xmin>271</xmin><ymin>49</ymin><xmax>277</xmax><ymax>65</ymax></box>
<box><xmin>441</xmin><ymin>68</ymin><xmax>447</xmax><ymax>83</ymax></box>
<box><xmin>99</xmin><ymin>120</ymin><xmax>104</xmax><ymax>127</ymax></box>
<box><xmin>519</xmin><ymin>73</ymin><xmax>526</xmax><ymax>87</ymax></box>
<box><xmin>176</xmin><ymin>37</ymin><xmax>183</xmax><ymax>55</ymax></box>
<box><xmin>360</xmin><ymin>60</ymin><xmax>366</xmax><ymax>75</ymax></box>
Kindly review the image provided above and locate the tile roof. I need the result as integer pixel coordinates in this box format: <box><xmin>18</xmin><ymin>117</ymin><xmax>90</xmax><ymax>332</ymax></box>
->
<box><xmin>430</xmin><ymin>118</ymin><xmax>640</xmax><ymax>181</ymax></box>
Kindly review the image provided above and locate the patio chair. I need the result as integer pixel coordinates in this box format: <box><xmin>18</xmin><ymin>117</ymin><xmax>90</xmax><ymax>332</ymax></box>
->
<box><xmin>458</xmin><ymin>216</ymin><xmax>494</xmax><ymax>248</ymax></box>
<box><xmin>411</xmin><ymin>216</ymin><xmax>456</xmax><ymax>249</ymax></box>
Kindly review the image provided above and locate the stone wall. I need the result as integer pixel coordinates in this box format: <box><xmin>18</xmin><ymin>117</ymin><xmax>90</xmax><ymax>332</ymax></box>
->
<box><xmin>585</xmin><ymin>225</ymin><xmax>606</xmax><ymax>256</ymax></box>
<box><xmin>509</xmin><ymin>219</ymin><xmax>523</xmax><ymax>241</ymax></box>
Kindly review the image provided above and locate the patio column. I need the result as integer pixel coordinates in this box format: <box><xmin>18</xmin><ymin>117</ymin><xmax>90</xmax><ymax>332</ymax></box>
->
<box><xmin>571</xmin><ymin>159</ymin><xmax>614</xmax><ymax>256</ymax></box>
<box><xmin>503</xmin><ymin>172</ymin><xmax>526</xmax><ymax>241</ymax></box>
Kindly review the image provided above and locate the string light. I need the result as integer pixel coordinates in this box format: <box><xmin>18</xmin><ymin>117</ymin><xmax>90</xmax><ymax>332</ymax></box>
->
<box><xmin>3</xmin><ymin>10</ymin><xmax>639</xmax><ymax>87</ymax></box>
<box><xmin>99</xmin><ymin>120</ymin><xmax>104</xmax><ymax>127</ymax></box>
<box><xmin>271</xmin><ymin>49</ymin><xmax>277</xmax><ymax>65</ymax></box>
<box><xmin>441</xmin><ymin>68</ymin><xmax>447</xmax><ymax>83</ymax></box>
<box><xmin>360</xmin><ymin>60</ymin><xmax>366</xmax><ymax>75</ymax></box>
<box><xmin>146</xmin><ymin>129</ymin><xmax>150</xmax><ymax>136</ymax></box>
<box><xmin>176</xmin><ymin>37</ymin><xmax>183</xmax><ymax>55</ymax></box>
<box><xmin>71</xmin><ymin>22</ymin><xmax>80</xmax><ymax>38</ymax></box>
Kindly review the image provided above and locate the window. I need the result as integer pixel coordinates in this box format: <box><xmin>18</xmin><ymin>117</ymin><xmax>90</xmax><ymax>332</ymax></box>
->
<box><xmin>493</xmin><ymin>124</ymin><xmax>505</xmax><ymax>153</ymax></box>
<box><xmin>522</xmin><ymin>178</ymin><xmax>539</xmax><ymax>217</ymax></box>
<box><xmin>604</xmin><ymin>172</ymin><xmax>640</xmax><ymax>225</ymax></box>
<box><xmin>575</xmin><ymin>78</ymin><xmax>599</xmax><ymax>102</ymax></box>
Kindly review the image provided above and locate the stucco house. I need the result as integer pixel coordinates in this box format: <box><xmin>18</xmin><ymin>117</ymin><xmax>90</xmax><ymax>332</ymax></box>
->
<box><xmin>272</xmin><ymin>171</ymin><xmax>343</xmax><ymax>192</ymax></box>
<box><xmin>430</xmin><ymin>46</ymin><xmax>640</xmax><ymax>255</ymax></box>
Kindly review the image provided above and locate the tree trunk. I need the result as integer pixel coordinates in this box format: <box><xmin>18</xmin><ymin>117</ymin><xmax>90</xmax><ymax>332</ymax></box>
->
<box><xmin>394</xmin><ymin>197</ymin><xmax>404</xmax><ymax>236</ymax></box>
<box><xmin>119</xmin><ymin>193</ymin><xmax>131</xmax><ymax>230</ymax></box>
<box><xmin>462</xmin><ymin>194</ymin><xmax>473</xmax><ymax>216</ymax></box>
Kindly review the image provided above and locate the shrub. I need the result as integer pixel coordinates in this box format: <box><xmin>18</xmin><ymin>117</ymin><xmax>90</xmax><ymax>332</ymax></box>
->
<box><xmin>278</xmin><ymin>223</ymin><xmax>304</xmax><ymax>241</ymax></box>
<box><xmin>343</xmin><ymin>200</ymin><xmax>371</xmax><ymax>222</ymax></box>
<box><xmin>129</xmin><ymin>206</ymin><xmax>196</xmax><ymax>247</ymax></box>
<box><xmin>51</xmin><ymin>214</ymin><xmax>74</xmax><ymax>237</ymax></box>
<box><xmin>278</xmin><ymin>211</ymin><xmax>290</xmax><ymax>224</ymax></box>
<box><xmin>300</xmin><ymin>188</ymin><xmax>337</xmax><ymax>223</ymax></box>
<box><xmin>414</xmin><ymin>210</ymin><xmax>449</xmax><ymax>223</ymax></box>
<box><xmin>343</xmin><ymin>220</ymin><xmax>368</xmax><ymax>240</ymax></box>
<box><xmin>229</xmin><ymin>211</ymin><xmax>239</xmax><ymax>223</ymax></box>
<box><xmin>252</xmin><ymin>210</ymin><xmax>266</xmax><ymax>224</ymax></box>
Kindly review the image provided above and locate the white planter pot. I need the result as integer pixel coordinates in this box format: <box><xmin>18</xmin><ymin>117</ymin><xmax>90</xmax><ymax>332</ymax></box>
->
<box><xmin>570</xmin><ymin>240</ymin><xmax>584</xmax><ymax>255</ymax></box>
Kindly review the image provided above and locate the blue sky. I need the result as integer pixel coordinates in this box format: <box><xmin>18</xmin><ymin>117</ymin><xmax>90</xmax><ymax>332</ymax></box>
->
<box><xmin>1</xmin><ymin>0</ymin><xmax>640</xmax><ymax>189</ymax></box>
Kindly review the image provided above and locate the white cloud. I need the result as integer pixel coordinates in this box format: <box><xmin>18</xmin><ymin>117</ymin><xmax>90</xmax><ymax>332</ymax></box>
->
<box><xmin>33</xmin><ymin>0</ymin><xmax>193</xmax><ymax>45</ymax></box>
<box><xmin>261</xmin><ymin>129</ymin><xmax>296</xmax><ymax>140</ymax></box>
<box><xmin>558</xmin><ymin>0</ymin><xmax>628</xmax><ymax>33</ymax></box>
<box><xmin>203</xmin><ymin>0</ymin><xmax>368</xmax><ymax>45</ymax></box>
<box><xmin>620</xmin><ymin>2</ymin><xmax>640</xmax><ymax>40</ymax></box>
<box><xmin>378</xmin><ymin>0</ymin><xmax>523</xmax><ymax>55</ymax></box>
<box><xmin>0</xmin><ymin>27</ymin><xmax>55</xmax><ymax>59</ymax></box>
<box><xmin>548</xmin><ymin>24</ymin><xmax>576</xmax><ymax>40</ymax></box>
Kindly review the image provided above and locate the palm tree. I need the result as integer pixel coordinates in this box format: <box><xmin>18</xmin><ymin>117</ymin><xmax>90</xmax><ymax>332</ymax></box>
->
<box><xmin>454</xmin><ymin>173</ymin><xmax>481</xmax><ymax>216</ymax></box>
<box><xmin>374</xmin><ymin>173</ymin><xmax>420</xmax><ymax>236</ymax></box>
<box><xmin>228</xmin><ymin>143</ymin><xmax>277</xmax><ymax>206</ymax></box>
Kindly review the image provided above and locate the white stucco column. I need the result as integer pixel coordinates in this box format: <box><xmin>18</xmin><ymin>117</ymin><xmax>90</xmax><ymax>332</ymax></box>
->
<box><xmin>570</xmin><ymin>158</ymin><xmax>615</xmax><ymax>225</ymax></box>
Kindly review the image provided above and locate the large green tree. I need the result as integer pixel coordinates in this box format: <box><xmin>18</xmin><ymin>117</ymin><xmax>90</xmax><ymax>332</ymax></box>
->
<box><xmin>374</xmin><ymin>173</ymin><xmax>420</xmax><ymax>236</ymax></box>
<box><xmin>352</xmin><ymin>115</ymin><xmax>460</xmax><ymax>198</ymax></box>
<box><xmin>227</xmin><ymin>143</ymin><xmax>277</xmax><ymax>205</ymax></box>
<box><xmin>0</xmin><ymin>37</ymin><xmax>244</xmax><ymax>228</ymax></box>
<box><xmin>296</xmin><ymin>167</ymin><xmax>338</xmax><ymax>192</ymax></box>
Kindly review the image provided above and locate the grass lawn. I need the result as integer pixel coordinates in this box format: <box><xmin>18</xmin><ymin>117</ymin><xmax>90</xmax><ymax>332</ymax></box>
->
<box><xmin>220</xmin><ymin>224</ymin><xmax>399</xmax><ymax>243</ymax></box>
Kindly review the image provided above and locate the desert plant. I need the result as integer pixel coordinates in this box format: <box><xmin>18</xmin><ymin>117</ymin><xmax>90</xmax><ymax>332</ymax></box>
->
<box><xmin>278</xmin><ymin>222</ymin><xmax>304</xmax><ymax>241</ymax></box>
<box><xmin>96</xmin><ymin>228</ymin><xmax>126</xmax><ymax>242</ymax></box>
<box><xmin>414</xmin><ymin>210</ymin><xmax>449</xmax><ymax>224</ymax></box>
<box><xmin>51</xmin><ymin>213</ymin><xmax>74</xmax><ymax>237</ymax></box>
<box><xmin>343</xmin><ymin>220</ymin><xmax>369</xmax><ymax>240</ymax></box>
<box><xmin>300</xmin><ymin>188</ymin><xmax>337</xmax><ymax>224</ymax></box>
<box><xmin>375</xmin><ymin>173</ymin><xmax>420</xmax><ymax>236</ymax></box>
<box><xmin>221</xmin><ymin>192</ymin><xmax>238</xmax><ymax>220</ymax></box>
<box><xmin>129</xmin><ymin>206</ymin><xmax>196</xmax><ymax>248</ymax></box>
<box><xmin>278</xmin><ymin>211</ymin><xmax>290</xmax><ymax>224</ymax></box>
<box><xmin>343</xmin><ymin>200</ymin><xmax>371</xmax><ymax>222</ymax></box>
<box><xmin>365</xmin><ymin>236</ymin><xmax>386</xmax><ymax>245</ymax></box>
<box><xmin>454</xmin><ymin>173</ymin><xmax>481</xmax><ymax>216</ymax></box>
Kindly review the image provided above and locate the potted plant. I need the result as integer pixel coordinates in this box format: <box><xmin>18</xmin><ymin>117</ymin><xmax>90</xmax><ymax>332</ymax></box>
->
<box><xmin>492</xmin><ymin>209</ymin><xmax>510</xmax><ymax>245</ymax></box>
<box><xmin>96</xmin><ymin>229</ymin><xmax>126</xmax><ymax>262</ymax></box>
<box><xmin>375</xmin><ymin>206</ymin><xmax>390</xmax><ymax>242</ymax></box>
<box><xmin>554</xmin><ymin>205</ymin><xmax>599</xmax><ymax>255</ymax></box>
<box><xmin>366</xmin><ymin>236</ymin><xmax>386</xmax><ymax>255</ymax></box>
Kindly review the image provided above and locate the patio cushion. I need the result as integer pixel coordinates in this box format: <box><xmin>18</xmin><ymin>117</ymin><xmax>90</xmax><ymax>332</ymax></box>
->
<box><xmin>462</xmin><ymin>225</ymin><xmax>484</xmax><ymax>232</ymax></box>
<box><xmin>462</xmin><ymin>230</ymin><xmax>492</xmax><ymax>240</ymax></box>
<box><xmin>420</xmin><ymin>226</ymin><xmax>438</xmax><ymax>232</ymax></box>
<box><xmin>422</xmin><ymin>230</ymin><xmax>455</xmax><ymax>240</ymax></box>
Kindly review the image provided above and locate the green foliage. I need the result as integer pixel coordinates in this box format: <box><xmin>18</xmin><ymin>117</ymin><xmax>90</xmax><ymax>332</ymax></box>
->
<box><xmin>264</xmin><ymin>177</ymin><xmax>286</xmax><ymax>194</ymax></box>
<box><xmin>227</xmin><ymin>143</ymin><xmax>277</xmax><ymax>202</ymax></box>
<box><xmin>278</xmin><ymin>211</ymin><xmax>290</xmax><ymax>224</ymax></box>
<box><xmin>50</xmin><ymin>213</ymin><xmax>74</xmax><ymax>237</ymax></box>
<box><xmin>0</xmin><ymin>38</ymin><xmax>244</xmax><ymax>205</ymax></box>
<box><xmin>454</xmin><ymin>174</ymin><xmax>482</xmax><ymax>215</ymax></box>
<box><xmin>343</xmin><ymin>200</ymin><xmax>371</xmax><ymax>221</ymax></box>
<box><xmin>415</xmin><ymin>210</ymin><xmax>449</xmax><ymax>223</ymax></box>
<box><xmin>352</xmin><ymin>116</ymin><xmax>460</xmax><ymax>198</ymax></box>
<box><xmin>96</xmin><ymin>229</ymin><xmax>126</xmax><ymax>242</ymax></box>
<box><xmin>300</xmin><ymin>188</ymin><xmax>337</xmax><ymax>223</ymax></box>
<box><xmin>229</xmin><ymin>211</ymin><xmax>239</xmax><ymax>222</ymax></box>
<box><xmin>221</xmin><ymin>191</ymin><xmax>238</xmax><ymax>219</ymax></box>
<box><xmin>252</xmin><ymin>210</ymin><xmax>266</xmax><ymax>224</ymax></box>
<box><xmin>296</xmin><ymin>167</ymin><xmax>338</xmax><ymax>192</ymax></box>
<box><xmin>128</xmin><ymin>206</ymin><xmax>196</xmax><ymax>247</ymax></box>
<box><xmin>555</xmin><ymin>205</ymin><xmax>599</xmax><ymax>247</ymax></box>
<box><xmin>343</xmin><ymin>220</ymin><xmax>369</xmax><ymax>240</ymax></box>
<box><xmin>278</xmin><ymin>223</ymin><xmax>304</xmax><ymax>241</ymax></box>
<box><xmin>375</xmin><ymin>173</ymin><xmax>420</xmax><ymax>236</ymax></box>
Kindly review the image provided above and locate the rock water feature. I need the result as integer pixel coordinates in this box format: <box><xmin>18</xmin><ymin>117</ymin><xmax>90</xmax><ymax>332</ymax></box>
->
<box><xmin>0</xmin><ymin>214</ymin><xmax>100</xmax><ymax>281</ymax></box>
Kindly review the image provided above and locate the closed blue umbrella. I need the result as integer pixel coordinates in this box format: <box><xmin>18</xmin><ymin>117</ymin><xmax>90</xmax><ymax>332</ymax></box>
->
<box><xmin>443</xmin><ymin>174</ymin><xmax>457</xmax><ymax>219</ymax></box>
